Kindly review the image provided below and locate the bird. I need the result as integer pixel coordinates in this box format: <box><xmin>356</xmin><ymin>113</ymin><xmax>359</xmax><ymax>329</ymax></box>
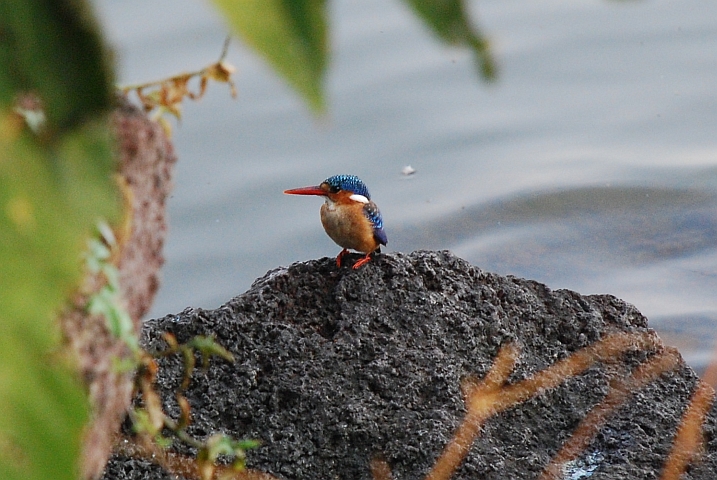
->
<box><xmin>284</xmin><ymin>174</ymin><xmax>387</xmax><ymax>269</ymax></box>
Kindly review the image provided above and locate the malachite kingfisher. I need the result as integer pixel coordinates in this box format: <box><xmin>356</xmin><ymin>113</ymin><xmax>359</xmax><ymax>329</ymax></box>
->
<box><xmin>284</xmin><ymin>174</ymin><xmax>388</xmax><ymax>269</ymax></box>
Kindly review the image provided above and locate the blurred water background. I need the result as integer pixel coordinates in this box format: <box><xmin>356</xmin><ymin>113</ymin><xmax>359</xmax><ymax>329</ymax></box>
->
<box><xmin>93</xmin><ymin>0</ymin><xmax>717</xmax><ymax>371</ymax></box>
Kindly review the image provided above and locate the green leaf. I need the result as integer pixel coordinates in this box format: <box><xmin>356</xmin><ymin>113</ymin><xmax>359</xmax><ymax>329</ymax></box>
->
<box><xmin>87</xmin><ymin>238</ymin><xmax>112</xmax><ymax>266</ymax></box>
<box><xmin>211</xmin><ymin>0</ymin><xmax>328</xmax><ymax>113</ymax></box>
<box><xmin>202</xmin><ymin>434</ymin><xmax>259</xmax><ymax>466</ymax></box>
<box><xmin>0</xmin><ymin>121</ymin><xmax>118</xmax><ymax>480</ymax></box>
<box><xmin>188</xmin><ymin>335</ymin><xmax>235</xmax><ymax>363</ymax></box>
<box><xmin>0</xmin><ymin>2</ymin><xmax>117</xmax><ymax>477</ymax></box>
<box><xmin>236</xmin><ymin>439</ymin><xmax>262</xmax><ymax>451</ymax></box>
<box><xmin>401</xmin><ymin>0</ymin><xmax>497</xmax><ymax>80</ymax></box>
<box><xmin>0</xmin><ymin>0</ymin><xmax>114</xmax><ymax>133</ymax></box>
<box><xmin>0</xmin><ymin>344</ymin><xmax>89</xmax><ymax>480</ymax></box>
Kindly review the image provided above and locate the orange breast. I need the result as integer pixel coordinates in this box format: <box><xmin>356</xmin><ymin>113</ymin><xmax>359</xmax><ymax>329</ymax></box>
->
<box><xmin>320</xmin><ymin>201</ymin><xmax>379</xmax><ymax>253</ymax></box>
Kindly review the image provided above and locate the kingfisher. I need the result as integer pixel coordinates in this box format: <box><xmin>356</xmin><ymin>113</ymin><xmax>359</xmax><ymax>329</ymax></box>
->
<box><xmin>284</xmin><ymin>174</ymin><xmax>387</xmax><ymax>269</ymax></box>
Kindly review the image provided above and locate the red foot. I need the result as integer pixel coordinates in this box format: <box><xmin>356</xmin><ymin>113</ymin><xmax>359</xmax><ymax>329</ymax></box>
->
<box><xmin>352</xmin><ymin>253</ymin><xmax>372</xmax><ymax>269</ymax></box>
<box><xmin>336</xmin><ymin>248</ymin><xmax>350</xmax><ymax>267</ymax></box>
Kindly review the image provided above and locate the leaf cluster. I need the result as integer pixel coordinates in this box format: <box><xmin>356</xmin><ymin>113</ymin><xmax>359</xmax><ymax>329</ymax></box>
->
<box><xmin>211</xmin><ymin>0</ymin><xmax>495</xmax><ymax>113</ymax></box>
<box><xmin>120</xmin><ymin>37</ymin><xmax>237</xmax><ymax>136</ymax></box>
<box><xmin>85</xmin><ymin>221</ymin><xmax>140</xmax><ymax>357</ymax></box>
<box><xmin>130</xmin><ymin>334</ymin><xmax>257</xmax><ymax>480</ymax></box>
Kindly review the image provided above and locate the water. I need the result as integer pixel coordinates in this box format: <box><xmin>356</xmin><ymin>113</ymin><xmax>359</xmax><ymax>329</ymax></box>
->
<box><xmin>93</xmin><ymin>0</ymin><xmax>717</xmax><ymax>370</ymax></box>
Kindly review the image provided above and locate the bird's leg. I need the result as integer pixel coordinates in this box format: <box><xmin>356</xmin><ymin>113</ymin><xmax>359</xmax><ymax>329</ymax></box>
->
<box><xmin>336</xmin><ymin>248</ymin><xmax>350</xmax><ymax>267</ymax></box>
<box><xmin>352</xmin><ymin>252</ymin><xmax>373</xmax><ymax>269</ymax></box>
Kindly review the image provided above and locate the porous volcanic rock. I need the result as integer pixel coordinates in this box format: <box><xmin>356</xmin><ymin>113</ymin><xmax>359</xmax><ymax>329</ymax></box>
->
<box><xmin>102</xmin><ymin>250</ymin><xmax>717</xmax><ymax>480</ymax></box>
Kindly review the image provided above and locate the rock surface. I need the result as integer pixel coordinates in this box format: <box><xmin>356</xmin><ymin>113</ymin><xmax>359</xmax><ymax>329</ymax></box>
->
<box><xmin>102</xmin><ymin>251</ymin><xmax>717</xmax><ymax>479</ymax></box>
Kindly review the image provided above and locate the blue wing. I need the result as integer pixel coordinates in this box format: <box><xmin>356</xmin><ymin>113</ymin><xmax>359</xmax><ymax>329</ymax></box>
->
<box><xmin>364</xmin><ymin>201</ymin><xmax>387</xmax><ymax>246</ymax></box>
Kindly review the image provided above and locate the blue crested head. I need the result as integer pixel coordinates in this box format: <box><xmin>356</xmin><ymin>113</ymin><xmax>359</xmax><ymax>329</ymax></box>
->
<box><xmin>324</xmin><ymin>174</ymin><xmax>371</xmax><ymax>199</ymax></box>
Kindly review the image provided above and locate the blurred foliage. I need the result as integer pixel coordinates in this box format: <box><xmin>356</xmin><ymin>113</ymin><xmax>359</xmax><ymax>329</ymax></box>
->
<box><xmin>0</xmin><ymin>1</ymin><xmax>117</xmax><ymax>479</ymax></box>
<box><xmin>403</xmin><ymin>0</ymin><xmax>496</xmax><ymax>79</ymax></box>
<box><xmin>85</xmin><ymin>221</ymin><xmax>140</xmax><ymax>357</ymax></box>
<box><xmin>0</xmin><ymin>0</ymin><xmax>113</xmax><ymax>133</ymax></box>
<box><xmin>211</xmin><ymin>0</ymin><xmax>328</xmax><ymax>113</ymax></box>
<box><xmin>211</xmin><ymin>0</ymin><xmax>494</xmax><ymax>114</ymax></box>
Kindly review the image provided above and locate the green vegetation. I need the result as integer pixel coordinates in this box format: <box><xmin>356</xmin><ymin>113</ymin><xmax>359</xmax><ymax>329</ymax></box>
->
<box><xmin>211</xmin><ymin>0</ymin><xmax>495</xmax><ymax>114</ymax></box>
<box><xmin>0</xmin><ymin>0</ymin><xmax>117</xmax><ymax>478</ymax></box>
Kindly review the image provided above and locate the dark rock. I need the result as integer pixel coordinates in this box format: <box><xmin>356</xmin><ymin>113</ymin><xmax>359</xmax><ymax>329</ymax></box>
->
<box><xmin>102</xmin><ymin>250</ymin><xmax>717</xmax><ymax>479</ymax></box>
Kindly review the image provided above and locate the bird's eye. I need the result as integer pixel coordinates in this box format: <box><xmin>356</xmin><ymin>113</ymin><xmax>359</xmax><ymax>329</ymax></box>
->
<box><xmin>329</xmin><ymin>185</ymin><xmax>340</xmax><ymax>193</ymax></box>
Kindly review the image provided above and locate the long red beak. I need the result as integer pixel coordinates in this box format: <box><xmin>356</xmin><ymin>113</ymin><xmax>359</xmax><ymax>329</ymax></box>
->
<box><xmin>284</xmin><ymin>186</ymin><xmax>327</xmax><ymax>196</ymax></box>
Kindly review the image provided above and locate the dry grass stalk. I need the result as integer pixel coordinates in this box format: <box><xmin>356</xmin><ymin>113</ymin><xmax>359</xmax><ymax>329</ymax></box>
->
<box><xmin>425</xmin><ymin>331</ymin><xmax>659</xmax><ymax>480</ymax></box>
<box><xmin>660</xmin><ymin>381</ymin><xmax>715</xmax><ymax>479</ymax></box>
<box><xmin>425</xmin><ymin>343</ymin><xmax>520</xmax><ymax>480</ymax></box>
<box><xmin>539</xmin><ymin>348</ymin><xmax>682</xmax><ymax>480</ymax></box>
